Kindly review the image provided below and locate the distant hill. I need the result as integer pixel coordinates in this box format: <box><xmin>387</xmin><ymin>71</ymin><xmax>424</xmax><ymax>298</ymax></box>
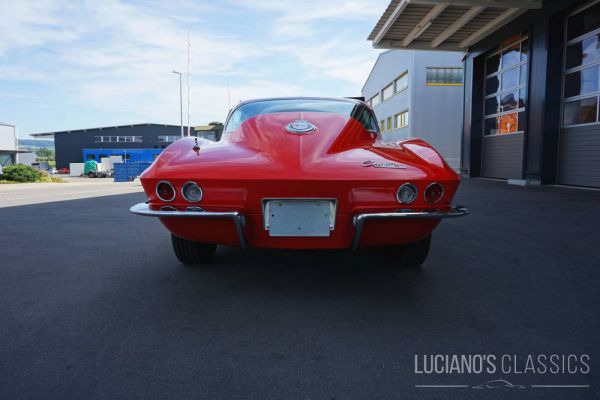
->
<box><xmin>19</xmin><ymin>139</ymin><xmax>54</xmax><ymax>148</ymax></box>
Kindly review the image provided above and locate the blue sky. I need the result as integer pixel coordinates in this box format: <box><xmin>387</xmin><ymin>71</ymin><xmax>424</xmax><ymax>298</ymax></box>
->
<box><xmin>0</xmin><ymin>0</ymin><xmax>387</xmax><ymax>137</ymax></box>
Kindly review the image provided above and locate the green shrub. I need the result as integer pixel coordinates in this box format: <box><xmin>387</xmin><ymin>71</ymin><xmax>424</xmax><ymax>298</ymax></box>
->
<box><xmin>38</xmin><ymin>171</ymin><xmax>64</xmax><ymax>183</ymax></box>
<box><xmin>1</xmin><ymin>164</ymin><xmax>41</xmax><ymax>182</ymax></box>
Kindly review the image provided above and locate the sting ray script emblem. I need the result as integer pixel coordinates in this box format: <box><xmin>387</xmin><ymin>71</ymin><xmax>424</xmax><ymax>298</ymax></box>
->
<box><xmin>362</xmin><ymin>160</ymin><xmax>407</xmax><ymax>169</ymax></box>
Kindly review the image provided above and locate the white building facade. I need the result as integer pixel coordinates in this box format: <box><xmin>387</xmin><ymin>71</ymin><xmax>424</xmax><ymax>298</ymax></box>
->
<box><xmin>362</xmin><ymin>50</ymin><xmax>464</xmax><ymax>170</ymax></box>
<box><xmin>0</xmin><ymin>123</ymin><xmax>34</xmax><ymax>167</ymax></box>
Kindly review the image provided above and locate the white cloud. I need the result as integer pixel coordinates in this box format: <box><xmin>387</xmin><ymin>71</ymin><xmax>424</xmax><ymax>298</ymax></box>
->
<box><xmin>0</xmin><ymin>0</ymin><xmax>80</xmax><ymax>55</ymax></box>
<box><xmin>0</xmin><ymin>0</ymin><xmax>386</xmax><ymax>132</ymax></box>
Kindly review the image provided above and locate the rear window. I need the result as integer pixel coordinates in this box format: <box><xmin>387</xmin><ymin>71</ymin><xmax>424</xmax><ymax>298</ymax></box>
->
<box><xmin>224</xmin><ymin>99</ymin><xmax>379</xmax><ymax>133</ymax></box>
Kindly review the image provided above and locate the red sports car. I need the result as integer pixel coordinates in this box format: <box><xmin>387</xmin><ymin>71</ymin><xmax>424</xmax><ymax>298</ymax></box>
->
<box><xmin>131</xmin><ymin>97</ymin><xmax>467</xmax><ymax>266</ymax></box>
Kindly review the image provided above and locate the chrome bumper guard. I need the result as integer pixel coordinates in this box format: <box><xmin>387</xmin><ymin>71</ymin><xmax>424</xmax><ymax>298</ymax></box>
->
<box><xmin>129</xmin><ymin>203</ymin><xmax>247</xmax><ymax>248</ymax></box>
<box><xmin>351</xmin><ymin>205</ymin><xmax>469</xmax><ymax>251</ymax></box>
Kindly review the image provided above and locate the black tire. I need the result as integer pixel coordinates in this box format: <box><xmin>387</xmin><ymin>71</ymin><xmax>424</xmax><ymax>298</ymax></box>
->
<box><xmin>388</xmin><ymin>234</ymin><xmax>431</xmax><ymax>268</ymax></box>
<box><xmin>87</xmin><ymin>171</ymin><xmax>95</xmax><ymax>178</ymax></box>
<box><xmin>171</xmin><ymin>234</ymin><xmax>216</xmax><ymax>265</ymax></box>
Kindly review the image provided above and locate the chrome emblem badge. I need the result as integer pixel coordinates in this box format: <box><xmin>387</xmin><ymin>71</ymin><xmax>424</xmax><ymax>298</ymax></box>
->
<box><xmin>362</xmin><ymin>160</ymin><xmax>407</xmax><ymax>169</ymax></box>
<box><xmin>286</xmin><ymin>120</ymin><xmax>316</xmax><ymax>134</ymax></box>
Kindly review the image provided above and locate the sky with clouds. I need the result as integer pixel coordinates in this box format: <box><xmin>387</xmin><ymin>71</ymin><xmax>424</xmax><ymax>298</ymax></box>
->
<box><xmin>0</xmin><ymin>0</ymin><xmax>387</xmax><ymax>137</ymax></box>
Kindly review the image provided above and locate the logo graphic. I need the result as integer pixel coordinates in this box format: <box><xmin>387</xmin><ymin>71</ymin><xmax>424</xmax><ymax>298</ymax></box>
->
<box><xmin>413</xmin><ymin>353</ymin><xmax>591</xmax><ymax>390</ymax></box>
<box><xmin>285</xmin><ymin>120</ymin><xmax>316</xmax><ymax>134</ymax></box>
<box><xmin>362</xmin><ymin>160</ymin><xmax>407</xmax><ymax>169</ymax></box>
<box><xmin>472</xmin><ymin>379</ymin><xmax>526</xmax><ymax>390</ymax></box>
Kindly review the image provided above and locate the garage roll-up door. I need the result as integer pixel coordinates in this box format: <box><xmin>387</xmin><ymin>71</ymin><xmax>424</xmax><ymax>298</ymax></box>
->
<box><xmin>558</xmin><ymin>1</ymin><xmax>600</xmax><ymax>188</ymax></box>
<box><xmin>481</xmin><ymin>35</ymin><xmax>528</xmax><ymax>180</ymax></box>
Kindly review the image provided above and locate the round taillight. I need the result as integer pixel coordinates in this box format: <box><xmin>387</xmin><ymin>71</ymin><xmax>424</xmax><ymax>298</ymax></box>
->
<box><xmin>181</xmin><ymin>181</ymin><xmax>202</xmax><ymax>202</ymax></box>
<box><xmin>397</xmin><ymin>183</ymin><xmax>417</xmax><ymax>204</ymax></box>
<box><xmin>156</xmin><ymin>180</ymin><xmax>176</xmax><ymax>202</ymax></box>
<box><xmin>424</xmin><ymin>182</ymin><xmax>444</xmax><ymax>203</ymax></box>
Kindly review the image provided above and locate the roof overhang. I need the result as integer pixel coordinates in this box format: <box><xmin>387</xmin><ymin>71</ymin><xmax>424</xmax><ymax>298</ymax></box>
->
<box><xmin>0</xmin><ymin>149</ymin><xmax>33</xmax><ymax>153</ymax></box>
<box><xmin>368</xmin><ymin>0</ymin><xmax>542</xmax><ymax>51</ymax></box>
<box><xmin>30</xmin><ymin>123</ymin><xmax>179</xmax><ymax>138</ymax></box>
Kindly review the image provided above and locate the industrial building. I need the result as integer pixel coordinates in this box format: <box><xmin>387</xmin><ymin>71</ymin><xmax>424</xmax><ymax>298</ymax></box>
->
<box><xmin>369</xmin><ymin>0</ymin><xmax>600</xmax><ymax>188</ymax></box>
<box><xmin>0</xmin><ymin>122</ymin><xmax>34</xmax><ymax>167</ymax></box>
<box><xmin>362</xmin><ymin>49</ymin><xmax>464</xmax><ymax>169</ymax></box>
<box><xmin>31</xmin><ymin>123</ymin><xmax>224</xmax><ymax>169</ymax></box>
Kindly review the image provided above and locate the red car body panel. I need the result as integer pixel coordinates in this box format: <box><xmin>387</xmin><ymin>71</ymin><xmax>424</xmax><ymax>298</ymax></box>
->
<box><xmin>139</xmin><ymin>103</ymin><xmax>461</xmax><ymax>249</ymax></box>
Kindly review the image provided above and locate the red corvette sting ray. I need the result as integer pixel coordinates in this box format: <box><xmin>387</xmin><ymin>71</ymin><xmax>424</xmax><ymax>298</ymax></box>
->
<box><xmin>131</xmin><ymin>97</ymin><xmax>468</xmax><ymax>266</ymax></box>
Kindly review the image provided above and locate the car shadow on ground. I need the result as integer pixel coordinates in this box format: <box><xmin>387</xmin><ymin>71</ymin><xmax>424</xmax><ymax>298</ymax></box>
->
<box><xmin>148</xmin><ymin>243</ymin><xmax>451</xmax><ymax>316</ymax></box>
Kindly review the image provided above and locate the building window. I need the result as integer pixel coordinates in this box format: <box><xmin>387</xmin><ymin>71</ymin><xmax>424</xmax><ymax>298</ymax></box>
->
<box><xmin>158</xmin><ymin>135</ymin><xmax>181</xmax><ymax>143</ymax></box>
<box><xmin>394</xmin><ymin>110</ymin><xmax>409</xmax><ymax>128</ymax></box>
<box><xmin>562</xmin><ymin>1</ymin><xmax>600</xmax><ymax>127</ymax></box>
<box><xmin>394</xmin><ymin>72</ymin><xmax>408</xmax><ymax>93</ymax></box>
<box><xmin>382</xmin><ymin>83</ymin><xmax>394</xmax><ymax>101</ymax></box>
<box><xmin>94</xmin><ymin>135</ymin><xmax>142</xmax><ymax>143</ymax></box>
<box><xmin>380</xmin><ymin>120</ymin><xmax>385</xmax><ymax>132</ymax></box>
<box><xmin>386</xmin><ymin>116</ymin><xmax>392</xmax><ymax>131</ymax></box>
<box><xmin>426</xmin><ymin>67</ymin><xmax>463</xmax><ymax>86</ymax></box>
<box><xmin>370</xmin><ymin>94</ymin><xmax>380</xmax><ymax>108</ymax></box>
<box><xmin>483</xmin><ymin>35</ymin><xmax>528</xmax><ymax>135</ymax></box>
<box><xmin>0</xmin><ymin>154</ymin><xmax>15</xmax><ymax>166</ymax></box>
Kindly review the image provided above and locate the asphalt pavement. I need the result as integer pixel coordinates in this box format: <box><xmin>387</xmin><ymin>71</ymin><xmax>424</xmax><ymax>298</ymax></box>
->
<box><xmin>0</xmin><ymin>178</ymin><xmax>599</xmax><ymax>399</ymax></box>
<box><xmin>0</xmin><ymin>176</ymin><xmax>142</xmax><ymax>208</ymax></box>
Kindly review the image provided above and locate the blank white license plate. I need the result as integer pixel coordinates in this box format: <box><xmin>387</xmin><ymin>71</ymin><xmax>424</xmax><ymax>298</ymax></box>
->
<box><xmin>264</xmin><ymin>199</ymin><xmax>336</xmax><ymax>237</ymax></box>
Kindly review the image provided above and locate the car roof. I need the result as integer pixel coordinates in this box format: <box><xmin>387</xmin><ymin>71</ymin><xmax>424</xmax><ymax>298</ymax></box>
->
<box><xmin>234</xmin><ymin>96</ymin><xmax>366</xmax><ymax>109</ymax></box>
<box><xmin>223</xmin><ymin>97</ymin><xmax>372</xmax><ymax>130</ymax></box>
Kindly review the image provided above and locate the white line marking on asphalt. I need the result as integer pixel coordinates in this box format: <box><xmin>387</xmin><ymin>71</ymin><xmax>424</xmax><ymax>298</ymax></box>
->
<box><xmin>530</xmin><ymin>385</ymin><xmax>590</xmax><ymax>388</ymax></box>
<box><xmin>414</xmin><ymin>385</ymin><xmax>469</xmax><ymax>388</ymax></box>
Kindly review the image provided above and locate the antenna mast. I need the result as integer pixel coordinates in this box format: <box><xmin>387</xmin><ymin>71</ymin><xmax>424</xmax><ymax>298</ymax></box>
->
<box><xmin>187</xmin><ymin>31</ymin><xmax>191</xmax><ymax>137</ymax></box>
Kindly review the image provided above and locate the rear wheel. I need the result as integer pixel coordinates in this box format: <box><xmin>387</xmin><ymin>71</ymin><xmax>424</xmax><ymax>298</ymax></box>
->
<box><xmin>388</xmin><ymin>234</ymin><xmax>431</xmax><ymax>268</ymax></box>
<box><xmin>171</xmin><ymin>234</ymin><xmax>216</xmax><ymax>265</ymax></box>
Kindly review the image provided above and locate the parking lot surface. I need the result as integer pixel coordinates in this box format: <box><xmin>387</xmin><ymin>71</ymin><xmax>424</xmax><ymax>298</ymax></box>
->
<box><xmin>0</xmin><ymin>179</ymin><xmax>598</xmax><ymax>399</ymax></box>
<box><xmin>0</xmin><ymin>177</ymin><xmax>142</xmax><ymax>208</ymax></box>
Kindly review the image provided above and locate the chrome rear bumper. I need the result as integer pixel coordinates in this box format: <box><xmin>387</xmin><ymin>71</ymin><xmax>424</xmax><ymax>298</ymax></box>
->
<box><xmin>129</xmin><ymin>203</ymin><xmax>247</xmax><ymax>248</ymax></box>
<box><xmin>351</xmin><ymin>205</ymin><xmax>469</xmax><ymax>251</ymax></box>
<box><xmin>130</xmin><ymin>203</ymin><xmax>468</xmax><ymax>251</ymax></box>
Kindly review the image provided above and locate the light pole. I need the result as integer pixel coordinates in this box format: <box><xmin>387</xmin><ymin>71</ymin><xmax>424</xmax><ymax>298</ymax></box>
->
<box><xmin>172</xmin><ymin>70</ymin><xmax>183</xmax><ymax>138</ymax></box>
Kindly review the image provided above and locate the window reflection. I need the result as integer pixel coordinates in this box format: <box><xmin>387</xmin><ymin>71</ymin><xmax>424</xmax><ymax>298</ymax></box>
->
<box><xmin>566</xmin><ymin>35</ymin><xmax>600</xmax><ymax>70</ymax></box>
<box><xmin>564</xmin><ymin>66</ymin><xmax>599</xmax><ymax>98</ymax></box>
<box><xmin>483</xmin><ymin>34</ymin><xmax>528</xmax><ymax>135</ymax></box>
<box><xmin>520</xmin><ymin>64</ymin><xmax>528</xmax><ymax>85</ymax></box>
<box><xmin>563</xmin><ymin>98</ymin><xmax>598</xmax><ymax>126</ymax></box>
<box><xmin>567</xmin><ymin>2</ymin><xmax>600</xmax><ymax>41</ymax></box>
<box><xmin>500</xmin><ymin>92</ymin><xmax>519</xmax><ymax>112</ymax></box>
<box><xmin>501</xmin><ymin>43</ymin><xmax>520</xmax><ymax>69</ymax></box>
<box><xmin>501</xmin><ymin>68</ymin><xmax>519</xmax><ymax>90</ymax></box>
<box><xmin>486</xmin><ymin>54</ymin><xmax>500</xmax><ymax>75</ymax></box>
<box><xmin>485</xmin><ymin>96</ymin><xmax>499</xmax><ymax>115</ymax></box>
<box><xmin>562</xmin><ymin>3</ymin><xmax>600</xmax><ymax>127</ymax></box>
<box><xmin>519</xmin><ymin>88</ymin><xmax>527</xmax><ymax>108</ymax></box>
<box><xmin>485</xmin><ymin>76</ymin><xmax>500</xmax><ymax>95</ymax></box>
